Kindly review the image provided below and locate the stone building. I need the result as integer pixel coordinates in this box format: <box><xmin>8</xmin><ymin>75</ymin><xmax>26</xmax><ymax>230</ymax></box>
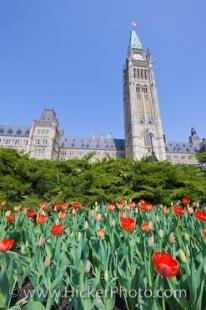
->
<box><xmin>0</xmin><ymin>29</ymin><xmax>204</xmax><ymax>164</ymax></box>
<box><xmin>123</xmin><ymin>30</ymin><xmax>166</xmax><ymax>161</ymax></box>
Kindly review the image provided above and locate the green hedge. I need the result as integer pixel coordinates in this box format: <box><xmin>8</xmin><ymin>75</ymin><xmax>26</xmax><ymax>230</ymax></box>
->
<box><xmin>0</xmin><ymin>148</ymin><xmax>206</xmax><ymax>206</ymax></box>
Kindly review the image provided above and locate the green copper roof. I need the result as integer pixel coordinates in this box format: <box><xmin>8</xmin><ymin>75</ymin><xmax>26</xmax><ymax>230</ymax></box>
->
<box><xmin>130</xmin><ymin>30</ymin><xmax>143</xmax><ymax>49</ymax></box>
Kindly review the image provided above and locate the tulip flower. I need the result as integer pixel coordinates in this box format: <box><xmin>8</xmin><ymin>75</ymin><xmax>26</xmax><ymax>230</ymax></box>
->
<box><xmin>94</xmin><ymin>212</ymin><xmax>102</xmax><ymax>221</ymax></box>
<box><xmin>194</xmin><ymin>210</ymin><xmax>206</xmax><ymax>222</ymax></box>
<box><xmin>163</xmin><ymin>207</ymin><xmax>170</xmax><ymax>216</ymax></box>
<box><xmin>201</xmin><ymin>228</ymin><xmax>206</xmax><ymax>239</ymax></box>
<box><xmin>125</xmin><ymin>202</ymin><xmax>136</xmax><ymax>210</ymax></box>
<box><xmin>158</xmin><ymin>229</ymin><xmax>164</xmax><ymax>238</ymax></box>
<box><xmin>152</xmin><ymin>252</ymin><xmax>179</xmax><ymax>278</ymax></box>
<box><xmin>148</xmin><ymin>235</ymin><xmax>155</xmax><ymax>248</ymax></box>
<box><xmin>27</xmin><ymin>210</ymin><xmax>37</xmax><ymax>219</ymax></box>
<box><xmin>120</xmin><ymin>216</ymin><xmax>136</xmax><ymax>232</ymax></box>
<box><xmin>141</xmin><ymin>221</ymin><xmax>153</xmax><ymax>233</ymax></box>
<box><xmin>39</xmin><ymin>202</ymin><xmax>49</xmax><ymax>210</ymax></box>
<box><xmin>116</xmin><ymin>199</ymin><xmax>124</xmax><ymax>209</ymax></box>
<box><xmin>5</xmin><ymin>211</ymin><xmax>15</xmax><ymax>224</ymax></box>
<box><xmin>1</xmin><ymin>200</ymin><xmax>7</xmax><ymax>207</ymax></box>
<box><xmin>54</xmin><ymin>203</ymin><xmax>68</xmax><ymax>211</ymax></box>
<box><xmin>50</xmin><ymin>224</ymin><xmax>64</xmax><ymax>236</ymax></box>
<box><xmin>0</xmin><ymin>238</ymin><xmax>15</xmax><ymax>252</ymax></box>
<box><xmin>138</xmin><ymin>200</ymin><xmax>153</xmax><ymax>211</ymax></box>
<box><xmin>173</xmin><ymin>206</ymin><xmax>185</xmax><ymax>216</ymax></box>
<box><xmin>107</xmin><ymin>204</ymin><xmax>116</xmax><ymax>212</ymax></box>
<box><xmin>182</xmin><ymin>197</ymin><xmax>191</xmax><ymax>205</ymax></box>
<box><xmin>70</xmin><ymin>201</ymin><xmax>81</xmax><ymax>209</ymax></box>
<box><xmin>97</xmin><ymin>228</ymin><xmax>105</xmax><ymax>238</ymax></box>
<box><xmin>37</xmin><ymin>236</ymin><xmax>45</xmax><ymax>247</ymax></box>
<box><xmin>178</xmin><ymin>249</ymin><xmax>187</xmax><ymax>263</ymax></box>
<box><xmin>36</xmin><ymin>214</ymin><xmax>47</xmax><ymax>225</ymax></box>
<box><xmin>13</xmin><ymin>205</ymin><xmax>21</xmax><ymax>212</ymax></box>
<box><xmin>169</xmin><ymin>232</ymin><xmax>175</xmax><ymax>244</ymax></box>
<box><xmin>58</xmin><ymin>211</ymin><xmax>66</xmax><ymax>219</ymax></box>
<box><xmin>84</xmin><ymin>221</ymin><xmax>89</xmax><ymax>230</ymax></box>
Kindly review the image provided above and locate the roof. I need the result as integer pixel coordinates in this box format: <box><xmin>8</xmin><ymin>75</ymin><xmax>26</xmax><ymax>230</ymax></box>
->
<box><xmin>0</xmin><ymin>125</ymin><xmax>30</xmax><ymax>137</ymax></box>
<box><xmin>60</xmin><ymin>136</ymin><xmax>125</xmax><ymax>152</ymax></box>
<box><xmin>37</xmin><ymin>109</ymin><xmax>58</xmax><ymax>124</ymax></box>
<box><xmin>165</xmin><ymin>142</ymin><xmax>200</xmax><ymax>154</ymax></box>
<box><xmin>130</xmin><ymin>30</ymin><xmax>143</xmax><ymax>49</ymax></box>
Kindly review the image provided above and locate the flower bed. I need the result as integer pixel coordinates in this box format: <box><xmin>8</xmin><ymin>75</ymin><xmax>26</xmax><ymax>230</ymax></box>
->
<box><xmin>0</xmin><ymin>199</ymin><xmax>206</xmax><ymax>309</ymax></box>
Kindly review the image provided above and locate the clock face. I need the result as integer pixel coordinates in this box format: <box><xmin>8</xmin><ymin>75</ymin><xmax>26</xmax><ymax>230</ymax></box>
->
<box><xmin>132</xmin><ymin>53</ymin><xmax>144</xmax><ymax>61</ymax></box>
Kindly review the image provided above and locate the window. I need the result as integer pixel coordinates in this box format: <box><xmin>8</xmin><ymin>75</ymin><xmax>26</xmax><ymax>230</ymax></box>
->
<box><xmin>144</xmin><ymin>131</ymin><xmax>152</xmax><ymax>147</ymax></box>
<box><xmin>137</xmin><ymin>68</ymin><xmax>140</xmax><ymax>79</ymax></box>
<box><xmin>133</xmin><ymin>68</ymin><xmax>136</xmax><ymax>78</ymax></box>
<box><xmin>144</xmin><ymin>70</ymin><xmax>148</xmax><ymax>79</ymax></box>
<box><xmin>142</xmin><ymin>85</ymin><xmax>148</xmax><ymax>93</ymax></box>
<box><xmin>136</xmin><ymin>84</ymin><xmax>140</xmax><ymax>92</ymax></box>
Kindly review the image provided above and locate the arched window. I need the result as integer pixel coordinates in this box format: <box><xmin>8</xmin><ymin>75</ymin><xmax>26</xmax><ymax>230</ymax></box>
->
<box><xmin>136</xmin><ymin>84</ymin><xmax>140</xmax><ymax>93</ymax></box>
<box><xmin>144</xmin><ymin>131</ymin><xmax>153</xmax><ymax>147</ymax></box>
<box><xmin>142</xmin><ymin>85</ymin><xmax>148</xmax><ymax>93</ymax></box>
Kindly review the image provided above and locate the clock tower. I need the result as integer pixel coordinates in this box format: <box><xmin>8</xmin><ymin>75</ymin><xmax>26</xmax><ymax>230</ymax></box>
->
<box><xmin>123</xmin><ymin>29</ymin><xmax>166</xmax><ymax>161</ymax></box>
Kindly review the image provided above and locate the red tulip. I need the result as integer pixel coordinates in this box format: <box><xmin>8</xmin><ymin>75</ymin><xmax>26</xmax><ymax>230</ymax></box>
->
<box><xmin>120</xmin><ymin>216</ymin><xmax>136</xmax><ymax>232</ymax></box>
<box><xmin>70</xmin><ymin>201</ymin><xmax>81</xmax><ymax>209</ymax></box>
<box><xmin>182</xmin><ymin>197</ymin><xmax>191</xmax><ymax>205</ymax></box>
<box><xmin>27</xmin><ymin>210</ymin><xmax>37</xmax><ymax>219</ymax></box>
<box><xmin>201</xmin><ymin>228</ymin><xmax>206</xmax><ymax>239</ymax></box>
<box><xmin>0</xmin><ymin>239</ymin><xmax>15</xmax><ymax>252</ymax></box>
<box><xmin>141</xmin><ymin>222</ymin><xmax>153</xmax><ymax>233</ymax></box>
<box><xmin>173</xmin><ymin>206</ymin><xmax>185</xmax><ymax>216</ymax></box>
<box><xmin>125</xmin><ymin>202</ymin><xmax>136</xmax><ymax>210</ymax></box>
<box><xmin>107</xmin><ymin>204</ymin><xmax>116</xmax><ymax>212</ymax></box>
<box><xmin>54</xmin><ymin>203</ymin><xmax>68</xmax><ymax>211</ymax></box>
<box><xmin>97</xmin><ymin>228</ymin><xmax>105</xmax><ymax>238</ymax></box>
<box><xmin>116</xmin><ymin>199</ymin><xmax>124</xmax><ymax>209</ymax></box>
<box><xmin>50</xmin><ymin>224</ymin><xmax>64</xmax><ymax>236</ymax></box>
<box><xmin>36</xmin><ymin>214</ymin><xmax>47</xmax><ymax>225</ymax></box>
<box><xmin>152</xmin><ymin>252</ymin><xmax>179</xmax><ymax>278</ymax></box>
<box><xmin>5</xmin><ymin>213</ymin><xmax>15</xmax><ymax>224</ymax></box>
<box><xmin>194</xmin><ymin>210</ymin><xmax>206</xmax><ymax>222</ymax></box>
<box><xmin>138</xmin><ymin>200</ymin><xmax>153</xmax><ymax>211</ymax></box>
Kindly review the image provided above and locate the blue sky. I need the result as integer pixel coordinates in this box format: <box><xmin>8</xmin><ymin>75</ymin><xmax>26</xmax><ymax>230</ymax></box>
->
<box><xmin>0</xmin><ymin>0</ymin><xmax>205</xmax><ymax>141</ymax></box>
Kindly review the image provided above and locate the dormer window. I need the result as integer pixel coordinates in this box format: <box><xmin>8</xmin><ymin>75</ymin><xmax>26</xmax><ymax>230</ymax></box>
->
<box><xmin>7</xmin><ymin>128</ymin><xmax>13</xmax><ymax>134</ymax></box>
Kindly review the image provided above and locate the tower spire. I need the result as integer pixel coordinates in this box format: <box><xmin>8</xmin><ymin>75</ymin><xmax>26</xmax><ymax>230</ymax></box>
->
<box><xmin>130</xmin><ymin>29</ymin><xmax>143</xmax><ymax>49</ymax></box>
